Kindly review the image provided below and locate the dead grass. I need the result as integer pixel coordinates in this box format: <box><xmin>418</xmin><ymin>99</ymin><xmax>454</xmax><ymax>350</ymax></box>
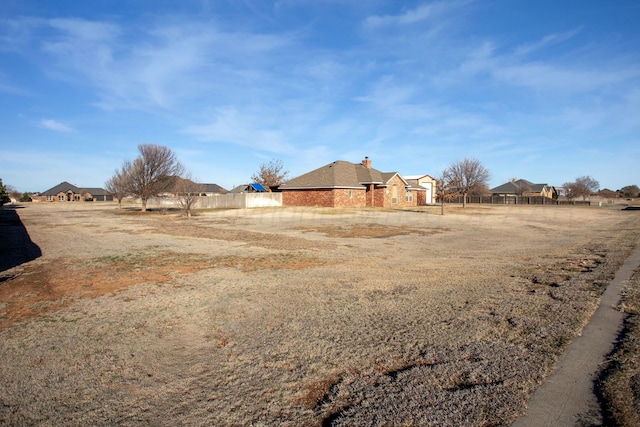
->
<box><xmin>297</xmin><ymin>223</ymin><xmax>449</xmax><ymax>238</ymax></box>
<box><xmin>0</xmin><ymin>203</ymin><xmax>639</xmax><ymax>426</ymax></box>
<box><xmin>0</xmin><ymin>250</ymin><xmax>323</xmax><ymax>329</ymax></box>
<box><xmin>598</xmin><ymin>267</ymin><xmax>640</xmax><ymax>426</ymax></box>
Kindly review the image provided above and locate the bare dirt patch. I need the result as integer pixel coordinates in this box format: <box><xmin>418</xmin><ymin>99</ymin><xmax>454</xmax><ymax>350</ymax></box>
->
<box><xmin>1</xmin><ymin>203</ymin><xmax>639</xmax><ymax>426</ymax></box>
<box><xmin>0</xmin><ymin>249</ymin><xmax>323</xmax><ymax>329</ymax></box>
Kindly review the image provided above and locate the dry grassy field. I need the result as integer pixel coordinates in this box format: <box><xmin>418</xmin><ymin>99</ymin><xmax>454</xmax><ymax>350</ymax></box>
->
<box><xmin>1</xmin><ymin>202</ymin><xmax>639</xmax><ymax>426</ymax></box>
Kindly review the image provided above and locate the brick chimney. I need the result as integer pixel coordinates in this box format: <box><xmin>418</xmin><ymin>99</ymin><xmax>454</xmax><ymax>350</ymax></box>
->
<box><xmin>362</xmin><ymin>156</ymin><xmax>372</xmax><ymax>168</ymax></box>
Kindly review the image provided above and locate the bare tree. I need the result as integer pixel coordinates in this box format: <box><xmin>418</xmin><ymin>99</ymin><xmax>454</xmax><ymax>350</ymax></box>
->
<box><xmin>251</xmin><ymin>159</ymin><xmax>289</xmax><ymax>188</ymax></box>
<box><xmin>436</xmin><ymin>172</ymin><xmax>462</xmax><ymax>215</ymax></box>
<box><xmin>564</xmin><ymin>176</ymin><xmax>599</xmax><ymax>201</ymax></box>
<box><xmin>442</xmin><ymin>158</ymin><xmax>490</xmax><ymax>207</ymax></box>
<box><xmin>125</xmin><ymin>144</ymin><xmax>185</xmax><ymax>212</ymax></box>
<box><xmin>174</xmin><ymin>174</ymin><xmax>204</xmax><ymax>218</ymax></box>
<box><xmin>105</xmin><ymin>162</ymin><xmax>131</xmax><ymax>209</ymax></box>
<box><xmin>619</xmin><ymin>185</ymin><xmax>639</xmax><ymax>198</ymax></box>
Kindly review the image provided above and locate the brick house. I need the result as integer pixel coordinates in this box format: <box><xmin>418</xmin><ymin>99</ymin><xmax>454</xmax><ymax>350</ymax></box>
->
<box><xmin>404</xmin><ymin>174</ymin><xmax>438</xmax><ymax>205</ymax></box>
<box><xmin>279</xmin><ymin>158</ymin><xmax>422</xmax><ymax>208</ymax></box>
<box><xmin>37</xmin><ymin>181</ymin><xmax>113</xmax><ymax>202</ymax></box>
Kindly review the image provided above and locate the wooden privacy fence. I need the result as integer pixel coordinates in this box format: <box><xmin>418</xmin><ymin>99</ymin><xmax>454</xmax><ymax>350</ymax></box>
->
<box><xmin>196</xmin><ymin>193</ymin><xmax>282</xmax><ymax>209</ymax></box>
<box><xmin>445</xmin><ymin>196</ymin><xmax>592</xmax><ymax>206</ymax></box>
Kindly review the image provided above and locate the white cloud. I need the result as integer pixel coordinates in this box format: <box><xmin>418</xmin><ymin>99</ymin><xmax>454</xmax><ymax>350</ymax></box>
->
<box><xmin>184</xmin><ymin>107</ymin><xmax>295</xmax><ymax>154</ymax></box>
<box><xmin>449</xmin><ymin>36</ymin><xmax>640</xmax><ymax>97</ymax></box>
<box><xmin>513</xmin><ymin>29</ymin><xmax>582</xmax><ymax>56</ymax></box>
<box><xmin>355</xmin><ymin>76</ymin><xmax>417</xmax><ymax>111</ymax></box>
<box><xmin>363</xmin><ymin>4</ymin><xmax>434</xmax><ymax>28</ymax></box>
<box><xmin>492</xmin><ymin>62</ymin><xmax>640</xmax><ymax>94</ymax></box>
<box><xmin>24</xmin><ymin>17</ymin><xmax>299</xmax><ymax>111</ymax></box>
<box><xmin>0</xmin><ymin>82</ymin><xmax>30</xmax><ymax>96</ymax></box>
<box><xmin>362</xmin><ymin>0</ymin><xmax>470</xmax><ymax>29</ymax></box>
<box><xmin>39</xmin><ymin>119</ymin><xmax>75</xmax><ymax>132</ymax></box>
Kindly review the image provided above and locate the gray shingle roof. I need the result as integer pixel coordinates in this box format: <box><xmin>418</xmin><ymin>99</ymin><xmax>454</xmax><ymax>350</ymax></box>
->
<box><xmin>490</xmin><ymin>179</ymin><xmax>549</xmax><ymax>194</ymax></box>
<box><xmin>404</xmin><ymin>178</ymin><xmax>429</xmax><ymax>191</ymax></box>
<box><xmin>42</xmin><ymin>182</ymin><xmax>110</xmax><ymax>197</ymax></box>
<box><xmin>280</xmin><ymin>160</ymin><xmax>401</xmax><ymax>190</ymax></box>
<box><xmin>83</xmin><ymin>188</ymin><xmax>110</xmax><ymax>196</ymax></box>
<box><xmin>201</xmin><ymin>183</ymin><xmax>227</xmax><ymax>194</ymax></box>
<box><xmin>490</xmin><ymin>182</ymin><xmax>519</xmax><ymax>194</ymax></box>
<box><xmin>42</xmin><ymin>181</ymin><xmax>80</xmax><ymax>196</ymax></box>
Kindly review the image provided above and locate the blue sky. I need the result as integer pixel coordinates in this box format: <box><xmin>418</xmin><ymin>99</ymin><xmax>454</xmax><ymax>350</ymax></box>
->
<box><xmin>1</xmin><ymin>0</ymin><xmax>639</xmax><ymax>192</ymax></box>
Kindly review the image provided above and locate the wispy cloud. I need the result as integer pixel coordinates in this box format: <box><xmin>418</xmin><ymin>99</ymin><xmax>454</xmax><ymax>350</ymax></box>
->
<box><xmin>513</xmin><ymin>29</ymin><xmax>582</xmax><ymax>56</ymax></box>
<box><xmin>183</xmin><ymin>107</ymin><xmax>295</xmax><ymax>154</ymax></box>
<box><xmin>42</xmin><ymin>18</ymin><xmax>120</xmax><ymax>73</ymax></box>
<box><xmin>39</xmin><ymin>119</ymin><xmax>75</xmax><ymax>132</ymax></box>
<box><xmin>0</xmin><ymin>81</ymin><xmax>30</xmax><ymax>96</ymax></box>
<box><xmin>362</xmin><ymin>1</ymin><xmax>469</xmax><ymax>29</ymax></box>
<box><xmin>449</xmin><ymin>36</ymin><xmax>640</xmax><ymax>97</ymax></box>
<box><xmin>6</xmin><ymin>16</ymin><xmax>297</xmax><ymax>112</ymax></box>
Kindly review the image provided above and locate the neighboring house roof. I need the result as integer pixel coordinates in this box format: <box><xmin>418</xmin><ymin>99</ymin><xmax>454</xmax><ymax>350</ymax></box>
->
<box><xmin>83</xmin><ymin>187</ymin><xmax>110</xmax><ymax>196</ymax></box>
<box><xmin>229</xmin><ymin>185</ymin><xmax>247</xmax><ymax>193</ymax></box>
<box><xmin>230</xmin><ymin>183</ymin><xmax>268</xmax><ymax>193</ymax></box>
<box><xmin>490</xmin><ymin>182</ymin><xmax>518</xmax><ymax>194</ymax></box>
<box><xmin>42</xmin><ymin>181</ymin><xmax>110</xmax><ymax>196</ymax></box>
<box><xmin>403</xmin><ymin>174</ymin><xmax>437</xmax><ymax>181</ymax></box>
<box><xmin>404</xmin><ymin>179</ymin><xmax>429</xmax><ymax>191</ymax></box>
<box><xmin>42</xmin><ymin>181</ymin><xmax>80</xmax><ymax>196</ymax></box>
<box><xmin>280</xmin><ymin>160</ymin><xmax>406</xmax><ymax>190</ymax></box>
<box><xmin>596</xmin><ymin>188</ymin><xmax>618</xmax><ymax>198</ymax></box>
<box><xmin>491</xmin><ymin>179</ymin><xmax>551</xmax><ymax>194</ymax></box>
<box><xmin>201</xmin><ymin>183</ymin><xmax>227</xmax><ymax>194</ymax></box>
<box><xmin>159</xmin><ymin>176</ymin><xmax>228</xmax><ymax>194</ymax></box>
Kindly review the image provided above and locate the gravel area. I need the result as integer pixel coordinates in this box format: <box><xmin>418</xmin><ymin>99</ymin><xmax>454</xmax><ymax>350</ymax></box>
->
<box><xmin>1</xmin><ymin>202</ymin><xmax>639</xmax><ymax>426</ymax></box>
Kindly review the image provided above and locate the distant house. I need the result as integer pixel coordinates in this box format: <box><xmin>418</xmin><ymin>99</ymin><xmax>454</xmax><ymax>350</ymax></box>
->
<box><xmin>229</xmin><ymin>183</ymin><xmax>269</xmax><ymax>193</ymax></box>
<box><xmin>491</xmin><ymin>179</ymin><xmax>557</xmax><ymax>199</ymax></box>
<box><xmin>595</xmin><ymin>188</ymin><xmax>618</xmax><ymax>199</ymax></box>
<box><xmin>403</xmin><ymin>174</ymin><xmax>437</xmax><ymax>205</ymax></box>
<box><xmin>164</xmin><ymin>177</ymin><xmax>228</xmax><ymax>197</ymax></box>
<box><xmin>37</xmin><ymin>181</ymin><xmax>113</xmax><ymax>202</ymax></box>
<box><xmin>201</xmin><ymin>183</ymin><xmax>228</xmax><ymax>196</ymax></box>
<box><xmin>279</xmin><ymin>157</ymin><xmax>422</xmax><ymax>208</ymax></box>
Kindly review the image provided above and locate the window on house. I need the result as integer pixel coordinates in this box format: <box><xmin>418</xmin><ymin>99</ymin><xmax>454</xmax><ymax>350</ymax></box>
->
<box><xmin>58</xmin><ymin>195</ymin><xmax>65</xmax><ymax>201</ymax></box>
<box><xmin>349</xmin><ymin>190</ymin><xmax>353</xmax><ymax>199</ymax></box>
<box><xmin>47</xmin><ymin>195</ymin><xmax>53</xmax><ymax>201</ymax></box>
<box><xmin>391</xmin><ymin>184</ymin><xmax>398</xmax><ymax>204</ymax></box>
<box><xmin>406</xmin><ymin>192</ymin><xmax>413</xmax><ymax>202</ymax></box>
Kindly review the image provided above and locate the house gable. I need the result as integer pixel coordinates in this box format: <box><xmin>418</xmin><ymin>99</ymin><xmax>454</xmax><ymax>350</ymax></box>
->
<box><xmin>42</xmin><ymin>181</ymin><xmax>80</xmax><ymax>196</ymax></box>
